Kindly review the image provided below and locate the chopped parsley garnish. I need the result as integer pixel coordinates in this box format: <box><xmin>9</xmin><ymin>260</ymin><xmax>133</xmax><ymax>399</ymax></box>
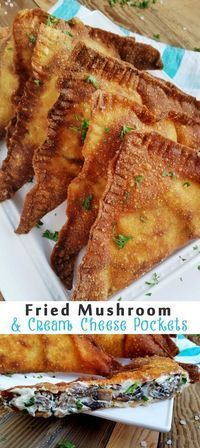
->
<box><xmin>81</xmin><ymin>119</ymin><xmax>89</xmax><ymax>142</ymax></box>
<box><xmin>76</xmin><ymin>399</ymin><xmax>83</xmax><ymax>410</ymax></box>
<box><xmin>62</xmin><ymin>30</ymin><xmax>73</xmax><ymax>37</ymax></box>
<box><xmin>46</xmin><ymin>15</ymin><xmax>59</xmax><ymax>27</ymax></box>
<box><xmin>33</xmin><ymin>79</ymin><xmax>41</xmax><ymax>87</ymax></box>
<box><xmin>162</xmin><ymin>171</ymin><xmax>176</xmax><ymax>179</ymax></box>
<box><xmin>142</xmin><ymin>396</ymin><xmax>149</xmax><ymax>401</ymax></box>
<box><xmin>145</xmin><ymin>292</ymin><xmax>152</xmax><ymax>296</ymax></box>
<box><xmin>69</xmin><ymin>118</ymin><xmax>90</xmax><ymax>142</ymax></box>
<box><xmin>113</xmin><ymin>234</ymin><xmax>133</xmax><ymax>249</ymax></box>
<box><xmin>58</xmin><ymin>441</ymin><xmax>76</xmax><ymax>448</ymax></box>
<box><xmin>125</xmin><ymin>383</ymin><xmax>139</xmax><ymax>394</ymax></box>
<box><xmin>119</xmin><ymin>124</ymin><xmax>136</xmax><ymax>139</ymax></box>
<box><xmin>145</xmin><ymin>272</ymin><xmax>160</xmax><ymax>286</ymax></box>
<box><xmin>183</xmin><ymin>181</ymin><xmax>191</xmax><ymax>187</ymax></box>
<box><xmin>24</xmin><ymin>397</ymin><xmax>35</xmax><ymax>407</ymax></box>
<box><xmin>36</xmin><ymin>220</ymin><xmax>43</xmax><ymax>228</ymax></box>
<box><xmin>194</xmin><ymin>48</ymin><xmax>200</xmax><ymax>52</ymax></box>
<box><xmin>2</xmin><ymin>373</ymin><xmax>13</xmax><ymax>377</ymax></box>
<box><xmin>42</xmin><ymin>230</ymin><xmax>58</xmax><ymax>242</ymax></box>
<box><xmin>6</xmin><ymin>46</ymin><xmax>13</xmax><ymax>51</ymax></box>
<box><xmin>153</xmin><ymin>33</ymin><xmax>160</xmax><ymax>40</ymax></box>
<box><xmin>135</xmin><ymin>175</ymin><xmax>143</xmax><ymax>187</ymax></box>
<box><xmin>124</xmin><ymin>191</ymin><xmax>130</xmax><ymax>200</ymax></box>
<box><xmin>193</xmin><ymin>245</ymin><xmax>199</xmax><ymax>250</ymax></box>
<box><xmin>182</xmin><ymin>376</ymin><xmax>187</xmax><ymax>384</ymax></box>
<box><xmin>104</xmin><ymin>127</ymin><xmax>110</xmax><ymax>133</ymax></box>
<box><xmin>179</xmin><ymin>255</ymin><xmax>186</xmax><ymax>262</ymax></box>
<box><xmin>85</xmin><ymin>75</ymin><xmax>99</xmax><ymax>89</ymax></box>
<box><xmin>198</xmin><ymin>265</ymin><xmax>200</xmax><ymax>271</ymax></box>
<box><xmin>109</xmin><ymin>0</ymin><xmax>155</xmax><ymax>7</ymax></box>
<box><xmin>118</xmin><ymin>296</ymin><xmax>122</xmax><ymax>301</ymax></box>
<box><xmin>82</xmin><ymin>194</ymin><xmax>93</xmax><ymax>211</ymax></box>
<box><xmin>28</xmin><ymin>177</ymin><xmax>33</xmax><ymax>183</ymax></box>
<box><xmin>26</xmin><ymin>33</ymin><xmax>36</xmax><ymax>44</ymax></box>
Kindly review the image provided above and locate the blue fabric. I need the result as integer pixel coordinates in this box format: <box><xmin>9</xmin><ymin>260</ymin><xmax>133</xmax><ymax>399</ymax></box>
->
<box><xmin>162</xmin><ymin>45</ymin><xmax>185</xmax><ymax>78</ymax></box>
<box><xmin>53</xmin><ymin>0</ymin><xmax>80</xmax><ymax>20</ymax></box>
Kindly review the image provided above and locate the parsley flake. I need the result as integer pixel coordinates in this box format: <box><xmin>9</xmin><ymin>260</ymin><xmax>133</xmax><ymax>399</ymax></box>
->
<box><xmin>142</xmin><ymin>396</ymin><xmax>149</xmax><ymax>402</ymax></box>
<box><xmin>76</xmin><ymin>399</ymin><xmax>83</xmax><ymax>410</ymax></box>
<box><xmin>104</xmin><ymin>127</ymin><xmax>110</xmax><ymax>133</ymax></box>
<box><xmin>198</xmin><ymin>265</ymin><xmax>200</xmax><ymax>271</ymax></box>
<box><xmin>145</xmin><ymin>292</ymin><xmax>152</xmax><ymax>296</ymax></box>
<box><xmin>34</xmin><ymin>79</ymin><xmax>41</xmax><ymax>87</ymax></box>
<box><xmin>42</xmin><ymin>230</ymin><xmax>58</xmax><ymax>242</ymax></box>
<box><xmin>46</xmin><ymin>15</ymin><xmax>59</xmax><ymax>27</ymax></box>
<box><xmin>81</xmin><ymin>119</ymin><xmax>89</xmax><ymax>142</ymax></box>
<box><xmin>125</xmin><ymin>383</ymin><xmax>139</xmax><ymax>394</ymax></box>
<box><xmin>183</xmin><ymin>181</ymin><xmax>191</xmax><ymax>187</ymax></box>
<box><xmin>194</xmin><ymin>48</ymin><xmax>200</xmax><ymax>52</ymax></box>
<box><xmin>145</xmin><ymin>272</ymin><xmax>160</xmax><ymax>286</ymax></box>
<box><xmin>85</xmin><ymin>75</ymin><xmax>99</xmax><ymax>89</ymax></box>
<box><xmin>179</xmin><ymin>255</ymin><xmax>186</xmax><ymax>262</ymax></box>
<box><xmin>26</xmin><ymin>33</ymin><xmax>36</xmax><ymax>44</ymax></box>
<box><xmin>62</xmin><ymin>30</ymin><xmax>73</xmax><ymax>37</ymax></box>
<box><xmin>113</xmin><ymin>234</ymin><xmax>133</xmax><ymax>249</ymax></box>
<box><xmin>182</xmin><ymin>376</ymin><xmax>187</xmax><ymax>384</ymax></box>
<box><xmin>69</xmin><ymin>118</ymin><xmax>89</xmax><ymax>142</ymax></box>
<box><xmin>136</xmin><ymin>175</ymin><xmax>143</xmax><ymax>187</ymax></box>
<box><xmin>118</xmin><ymin>296</ymin><xmax>122</xmax><ymax>301</ymax></box>
<box><xmin>36</xmin><ymin>220</ymin><xmax>43</xmax><ymax>228</ymax></box>
<box><xmin>58</xmin><ymin>441</ymin><xmax>76</xmax><ymax>448</ymax></box>
<box><xmin>153</xmin><ymin>33</ymin><xmax>160</xmax><ymax>40</ymax></box>
<box><xmin>82</xmin><ymin>194</ymin><xmax>93</xmax><ymax>211</ymax></box>
<box><xmin>24</xmin><ymin>397</ymin><xmax>35</xmax><ymax>407</ymax></box>
<box><xmin>162</xmin><ymin>171</ymin><xmax>176</xmax><ymax>179</ymax></box>
<box><xmin>119</xmin><ymin>124</ymin><xmax>136</xmax><ymax>139</ymax></box>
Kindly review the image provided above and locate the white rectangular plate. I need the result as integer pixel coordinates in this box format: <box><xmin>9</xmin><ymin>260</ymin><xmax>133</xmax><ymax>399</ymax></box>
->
<box><xmin>0</xmin><ymin>371</ymin><xmax>173</xmax><ymax>432</ymax></box>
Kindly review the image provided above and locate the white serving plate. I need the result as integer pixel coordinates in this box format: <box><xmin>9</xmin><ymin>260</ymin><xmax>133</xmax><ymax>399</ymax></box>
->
<box><xmin>0</xmin><ymin>370</ymin><xmax>173</xmax><ymax>432</ymax></box>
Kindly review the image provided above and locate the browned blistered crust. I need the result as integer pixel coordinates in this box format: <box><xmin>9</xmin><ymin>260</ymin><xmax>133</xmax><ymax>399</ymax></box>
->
<box><xmin>66</xmin><ymin>44</ymin><xmax>200</xmax><ymax>121</ymax></box>
<box><xmin>94</xmin><ymin>335</ymin><xmax>179</xmax><ymax>358</ymax></box>
<box><xmin>0</xmin><ymin>335</ymin><xmax>117</xmax><ymax>375</ymax></box>
<box><xmin>0</xmin><ymin>25</ymin><xmax>75</xmax><ymax>201</ymax></box>
<box><xmin>50</xmin><ymin>90</ymin><xmax>200</xmax><ymax>289</ymax></box>
<box><xmin>86</xmin><ymin>25</ymin><xmax>163</xmax><ymax>70</ymax></box>
<box><xmin>0</xmin><ymin>27</ymin><xmax>19</xmax><ymax>139</ymax></box>
<box><xmin>73</xmin><ymin>131</ymin><xmax>200</xmax><ymax>300</ymax></box>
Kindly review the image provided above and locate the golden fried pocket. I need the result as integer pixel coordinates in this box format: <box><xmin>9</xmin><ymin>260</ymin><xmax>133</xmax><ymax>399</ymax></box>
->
<box><xmin>0</xmin><ymin>335</ymin><xmax>117</xmax><ymax>375</ymax></box>
<box><xmin>73</xmin><ymin>132</ymin><xmax>200</xmax><ymax>300</ymax></box>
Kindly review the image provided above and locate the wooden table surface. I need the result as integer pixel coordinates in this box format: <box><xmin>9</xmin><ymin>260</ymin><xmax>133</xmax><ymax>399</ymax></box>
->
<box><xmin>0</xmin><ymin>1</ymin><xmax>199</xmax><ymax>447</ymax></box>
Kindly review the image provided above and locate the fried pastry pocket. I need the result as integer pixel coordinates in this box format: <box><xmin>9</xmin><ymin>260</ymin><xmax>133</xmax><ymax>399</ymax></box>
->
<box><xmin>0</xmin><ymin>357</ymin><xmax>191</xmax><ymax>418</ymax></box>
<box><xmin>93</xmin><ymin>335</ymin><xmax>179</xmax><ymax>358</ymax></box>
<box><xmin>73</xmin><ymin>131</ymin><xmax>200</xmax><ymax>300</ymax></box>
<box><xmin>0</xmin><ymin>335</ymin><xmax>117</xmax><ymax>375</ymax></box>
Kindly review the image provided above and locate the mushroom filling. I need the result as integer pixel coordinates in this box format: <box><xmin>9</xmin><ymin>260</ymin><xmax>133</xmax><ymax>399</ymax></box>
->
<box><xmin>3</xmin><ymin>374</ymin><xmax>187</xmax><ymax>416</ymax></box>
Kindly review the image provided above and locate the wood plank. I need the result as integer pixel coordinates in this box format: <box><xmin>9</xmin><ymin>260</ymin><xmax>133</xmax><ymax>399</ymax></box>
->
<box><xmin>0</xmin><ymin>411</ymin><xmax>115</xmax><ymax>448</ymax></box>
<box><xmin>0</xmin><ymin>0</ymin><xmax>37</xmax><ymax>26</ymax></box>
<box><xmin>79</xmin><ymin>0</ymin><xmax>200</xmax><ymax>49</ymax></box>
<box><xmin>106</xmin><ymin>423</ymin><xmax>159</xmax><ymax>448</ymax></box>
<box><xmin>159</xmin><ymin>383</ymin><xmax>200</xmax><ymax>448</ymax></box>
